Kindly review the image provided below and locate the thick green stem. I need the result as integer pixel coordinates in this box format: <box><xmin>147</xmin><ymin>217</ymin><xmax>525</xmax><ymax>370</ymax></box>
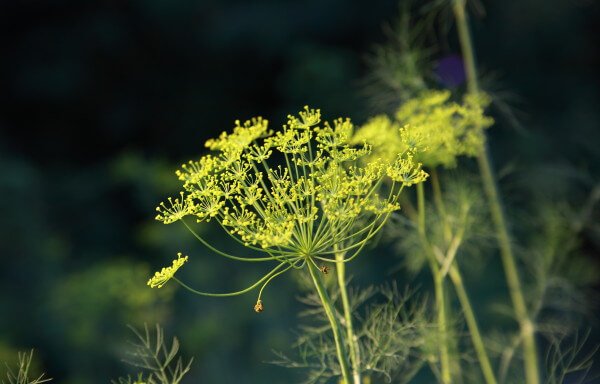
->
<box><xmin>452</xmin><ymin>2</ymin><xmax>539</xmax><ymax>383</ymax></box>
<box><xmin>453</xmin><ymin>1</ymin><xmax>479</xmax><ymax>94</ymax></box>
<box><xmin>307</xmin><ymin>259</ymin><xmax>352</xmax><ymax>383</ymax></box>
<box><xmin>417</xmin><ymin>183</ymin><xmax>452</xmax><ymax>384</ymax></box>
<box><xmin>335</xmin><ymin>251</ymin><xmax>361</xmax><ymax>384</ymax></box>
<box><xmin>478</xmin><ymin>148</ymin><xmax>539</xmax><ymax>383</ymax></box>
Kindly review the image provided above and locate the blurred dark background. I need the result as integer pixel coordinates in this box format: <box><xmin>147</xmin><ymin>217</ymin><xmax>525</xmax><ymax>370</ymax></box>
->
<box><xmin>0</xmin><ymin>1</ymin><xmax>599</xmax><ymax>383</ymax></box>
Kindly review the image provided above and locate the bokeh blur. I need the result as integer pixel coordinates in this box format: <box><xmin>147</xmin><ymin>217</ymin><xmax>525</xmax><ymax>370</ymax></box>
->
<box><xmin>1</xmin><ymin>0</ymin><xmax>599</xmax><ymax>383</ymax></box>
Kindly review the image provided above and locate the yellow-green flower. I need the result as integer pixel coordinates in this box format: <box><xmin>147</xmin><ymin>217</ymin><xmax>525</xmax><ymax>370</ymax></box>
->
<box><xmin>153</xmin><ymin>106</ymin><xmax>426</xmax><ymax>307</ymax></box>
<box><xmin>147</xmin><ymin>253</ymin><xmax>188</xmax><ymax>288</ymax></box>
<box><xmin>353</xmin><ymin>90</ymin><xmax>494</xmax><ymax>169</ymax></box>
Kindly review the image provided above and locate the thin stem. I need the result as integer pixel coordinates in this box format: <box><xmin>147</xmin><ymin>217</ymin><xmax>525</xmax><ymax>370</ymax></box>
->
<box><xmin>430</xmin><ymin>170</ymin><xmax>497</xmax><ymax>383</ymax></box>
<box><xmin>430</xmin><ymin>168</ymin><xmax>452</xmax><ymax>243</ymax></box>
<box><xmin>417</xmin><ymin>183</ymin><xmax>426</xmax><ymax>238</ymax></box>
<box><xmin>417</xmin><ymin>183</ymin><xmax>452</xmax><ymax>384</ymax></box>
<box><xmin>173</xmin><ymin>261</ymin><xmax>292</xmax><ymax>297</ymax></box>
<box><xmin>447</xmin><ymin>263</ymin><xmax>498</xmax><ymax>384</ymax></box>
<box><xmin>181</xmin><ymin>219</ymin><xmax>276</xmax><ymax>262</ymax></box>
<box><xmin>335</xmin><ymin>250</ymin><xmax>361</xmax><ymax>384</ymax></box>
<box><xmin>433</xmin><ymin>243</ymin><xmax>498</xmax><ymax>384</ymax></box>
<box><xmin>307</xmin><ymin>258</ymin><xmax>352</xmax><ymax>384</ymax></box>
<box><xmin>452</xmin><ymin>2</ymin><xmax>539</xmax><ymax>383</ymax></box>
<box><xmin>258</xmin><ymin>261</ymin><xmax>301</xmax><ymax>300</ymax></box>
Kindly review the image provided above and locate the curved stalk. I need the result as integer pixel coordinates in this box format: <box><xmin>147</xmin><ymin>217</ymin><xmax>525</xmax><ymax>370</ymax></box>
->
<box><xmin>452</xmin><ymin>2</ymin><xmax>539</xmax><ymax>383</ymax></box>
<box><xmin>173</xmin><ymin>261</ymin><xmax>293</xmax><ymax>297</ymax></box>
<box><xmin>181</xmin><ymin>219</ymin><xmax>276</xmax><ymax>262</ymax></box>
<box><xmin>430</xmin><ymin>172</ymin><xmax>497</xmax><ymax>384</ymax></box>
<box><xmin>430</xmin><ymin>169</ymin><xmax>452</xmax><ymax>243</ymax></box>
<box><xmin>307</xmin><ymin>259</ymin><xmax>353</xmax><ymax>383</ymax></box>
<box><xmin>447</xmin><ymin>264</ymin><xmax>497</xmax><ymax>384</ymax></box>
<box><xmin>335</xmin><ymin>250</ymin><xmax>361</xmax><ymax>384</ymax></box>
<box><xmin>417</xmin><ymin>183</ymin><xmax>452</xmax><ymax>384</ymax></box>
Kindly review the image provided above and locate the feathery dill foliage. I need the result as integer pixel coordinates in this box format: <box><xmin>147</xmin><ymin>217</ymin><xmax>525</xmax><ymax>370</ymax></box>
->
<box><xmin>393</xmin><ymin>176</ymin><xmax>490</xmax><ymax>275</ymax></box>
<box><xmin>362</xmin><ymin>3</ymin><xmax>432</xmax><ymax>111</ymax></box>
<box><xmin>1</xmin><ymin>351</ymin><xmax>51</xmax><ymax>384</ymax></box>
<box><xmin>544</xmin><ymin>331</ymin><xmax>598</xmax><ymax>384</ymax></box>
<box><xmin>273</xmin><ymin>283</ymin><xmax>431</xmax><ymax>384</ymax></box>
<box><xmin>112</xmin><ymin>325</ymin><xmax>192</xmax><ymax>384</ymax></box>
<box><xmin>151</xmin><ymin>106</ymin><xmax>427</xmax><ymax>308</ymax></box>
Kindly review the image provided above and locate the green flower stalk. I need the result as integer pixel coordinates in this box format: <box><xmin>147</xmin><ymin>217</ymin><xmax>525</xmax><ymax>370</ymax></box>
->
<box><xmin>150</xmin><ymin>106</ymin><xmax>427</xmax><ymax>383</ymax></box>
<box><xmin>354</xmin><ymin>91</ymin><xmax>496</xmax><ymax>384</ymax></box>
<box><xmin>452</xmin><ymin>1</ymin><xmax>540</xmax><ymax>383</ymax></box>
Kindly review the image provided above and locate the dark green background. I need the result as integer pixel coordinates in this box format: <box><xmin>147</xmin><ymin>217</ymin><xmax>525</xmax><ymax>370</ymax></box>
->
<box><xmin>1</xmin><ymin>0</ymin><xmax>598</xmax><ymax>383</ymax></box>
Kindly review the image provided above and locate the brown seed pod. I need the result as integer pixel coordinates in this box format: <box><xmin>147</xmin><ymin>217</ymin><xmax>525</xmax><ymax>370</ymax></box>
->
<box><xmin>254</xmin><ymin>299</ymin><xmax>264</xmax><ymax>313</ymax></box>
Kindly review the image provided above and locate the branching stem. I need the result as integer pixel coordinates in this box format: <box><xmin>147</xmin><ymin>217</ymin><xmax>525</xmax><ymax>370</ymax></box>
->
<box><xmin>448</xmin><ymin>263</ymin><xmax>498</xmax><ymax>384</ymax></box>
<box><xmin>307</xmin><ymin>259</ymin><xmax>353</xmax><ymax>383</ymax></box>
<box><xmin>335</xmin><ymin>249</ymin><xmax>361</xmax><ymax>384</ymax></box>
<box><xmin>417</xmin><ymin>183</ymin><xmax>452</xmax><ymax>384</ymax></box>
<box><xmin>429</xmin><ymin>174</ymin><xmax>497</xmax><ymax>383</ymax></box>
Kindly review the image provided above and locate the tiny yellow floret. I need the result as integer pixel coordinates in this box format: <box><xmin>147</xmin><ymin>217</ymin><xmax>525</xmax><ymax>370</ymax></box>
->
<box><xmin>147</xmin><ymin>253</ymin><xmax>189</xmax><ymax>288</ymax></box>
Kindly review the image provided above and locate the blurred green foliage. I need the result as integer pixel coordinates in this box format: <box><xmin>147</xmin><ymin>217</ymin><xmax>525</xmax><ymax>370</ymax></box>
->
<box><xmin>1</xmin><ymin>0</ymin><xmax>599</xmax><ymax>383</ymax></box>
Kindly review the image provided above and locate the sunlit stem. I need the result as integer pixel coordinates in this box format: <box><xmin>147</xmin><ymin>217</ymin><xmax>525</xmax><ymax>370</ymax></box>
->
<box><xmin>173</xmin><ymin>261</ymin><xmax>291</xmax><ymax>297</ymax></box>
<box><xmin>417</xmin><ymin>183</ymin><xmax>452</xmax><ymax>384</ymax></box>
<box><xmin>307</xmin><ymin>258</ymin><xmax>352</xmax><ymax>384</ymax></box>
<box><xmin>448</xmin><ymin>263</ymin><xmax>498</xmax><ymax>384</ymax></box>
<box><xmin>438</xmin><ymin>205</ymin><xmax>469</xmax><ymax>278</ymax></box>
<box><xmin>335</xmin><ymin>248</ymin><xmax>361</xmax><ymax>384</ymax></box>
<box><xmin>181</xmin><ymin>219</ymin><xmax>275</xmax><ymax>262</ymax></box>
<box><xmin>257</xmin><ymin>262</ymin><xmax>298</xmax><ymax>301</ymax></box>
<box><xmin>429</xmin><ymin>221</ymin><xmax>497</xmax><ymax>383</ymax></box>
<box><xmin>452</xmin><ymin>2</ymin><xmax>539</xmax><ymax>383</ymax></box>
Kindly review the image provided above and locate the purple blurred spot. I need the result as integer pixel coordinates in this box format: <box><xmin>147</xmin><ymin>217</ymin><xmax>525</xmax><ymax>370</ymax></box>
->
<box><xmin>435</xmin><ymin>54</ymin><xmax>466</xmax><ymax>88</ymax></box>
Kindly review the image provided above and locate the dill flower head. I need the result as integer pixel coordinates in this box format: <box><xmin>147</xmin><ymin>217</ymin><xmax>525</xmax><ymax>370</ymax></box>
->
<box><xmin>353</xmin><ymin>90</ymin><xmax>494</xmax><ymax>169</ymax></box>
<box><xmin>147</xmin><ymin>253</ymin><xmax>188</xmax><ymax>288</ymax></box>
<box><xmin>152</xmin><ymin>106</ymin><xmax>427</xmax><ymax>306</ymax></box>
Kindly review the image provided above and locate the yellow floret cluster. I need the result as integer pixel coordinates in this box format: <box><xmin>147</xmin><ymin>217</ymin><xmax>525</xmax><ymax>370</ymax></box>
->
<box><xmin>147</xmin><ymin>253</ymin><xmax>189</xmax><ymax>288</ymax></box>
<box><xmin>149</xmin><ymin>106</ymin><xmax>428</xmax><ymax>288</ymax></box>
<box><xmin>353</xmin><ymin>90</ymin><xmax>494</xmax><ymax>169</ymax></box>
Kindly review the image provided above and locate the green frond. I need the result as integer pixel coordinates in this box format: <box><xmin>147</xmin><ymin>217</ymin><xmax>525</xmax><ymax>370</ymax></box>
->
<box><xmin>115</xmin><ymin>324</ymin><xmax>192</xmax><ymax>384</ymax></box>
<box><xmin>362</xmin><ymin>2</ymin><xmax>433</xmax><ymax>111</ymax></box>
<box><xmin>273</xmin><ymin>283</ymin><xmax>431</xmax><ymax>384</ymax></box>
<box><xmin>2</xmin><ymin>350</ymin><xmax>51</xmax><ymax>384</ymax></box>
<box><xmin>544</xmin><ymin>331</ymin><xmax>598</xmax><ymax>384</ymax></box>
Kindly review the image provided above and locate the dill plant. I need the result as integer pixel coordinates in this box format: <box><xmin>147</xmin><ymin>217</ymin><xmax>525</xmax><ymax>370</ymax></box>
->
<box><xmin>143</xmin><ymin>4</ymin><xmax>599</xmax><ymax>383</ymax></box>
<box><xmin>149</xmin><ymin>107</ymin><xmax>427</xmax><ymax>383</ymax></box>
<box><xmin>452</xmin><ymin>1</ymin><xmax>542</xmax><ymax>381</ymax></box>
<box><xmin>354</xmin><ymin>89</ymin><xmax>496</xmax><ymax>384</ymax></box>
<box><xmin>357</xmin><ymin>1</ymin><xmax>600</xmax><ymax>383</ymax></box>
